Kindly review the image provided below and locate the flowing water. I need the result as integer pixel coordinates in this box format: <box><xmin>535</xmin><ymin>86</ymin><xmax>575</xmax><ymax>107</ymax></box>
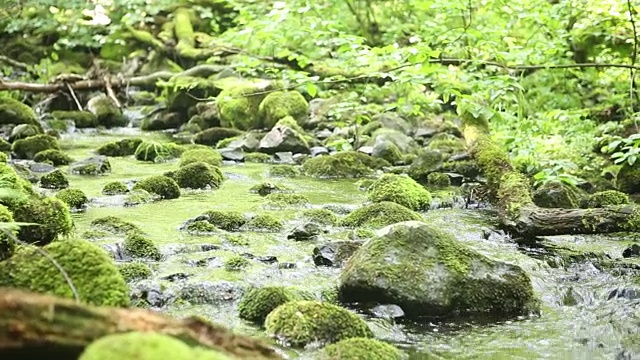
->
<box><xmin>60</xmin><ymin>130</ymin><xmax>640</xmax><ymax>360</ymax></box>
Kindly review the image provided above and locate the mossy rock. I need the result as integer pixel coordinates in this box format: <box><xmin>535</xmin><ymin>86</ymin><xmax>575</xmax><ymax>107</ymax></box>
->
<box><xmin>9</xmin><ymin>123</ymin><xmax>42</xmax><ymax>142</ymax></box>
<box><xmin>102</xmin><ymin>181</ymin><xmax>129</xmax><ymax>195</ymax></box>
<box><xmin>0</xmin><ymin>239</ymin><xmax>130</xmax><ymax>306</ymax></box>
<box><xmin>268</xmin><ymin>164</ymin><xmax>300</xmax><ymax>177</ymax></box>
<box><xmin>243</xmin><ymin>214</ymin><xmax>283</xmax><ymax>232</ymax></box>
<box><xmin>185</xmin><ymin>220</ymin><xmax>218</xmax><ymax>234</ymax></box>
<box><xmin>51</xmin><ymin>110</ymin><xmax>98</xmax><ymax>128</ymax></box>
<box><xmin>407</xmin><ymin>151</ymin><xmax>444</xmax><ymax>183</ymax></box>
<box><xmin>339</xmin><ymin>221</ymin><xmax>539</xmax><ymax>319</ymax></box>
<box><xmin>11</xmin><ymin>134</ymin><xmax>60</xmax><ymax>159</ymax></box>
<box><xmin>584</xmin><ymin>190</ymin><xmax>630</xmax><ymax>208</ymax></box>
<box><xmin>320</xmin><ymin>338</ymin><xmax>403</xmax><ymax>360</ymax></box>
<box><xmin>238</xmin><ymin>286</ymin><xmax>311</xmax><ymax>325</ymax></box>
<box><xmin>264</xmin><ymin>300</ymin><xmax>373</xmax><ymax>348</ymax></box>
<box><xmin>118</xmin><ymin>262</ymin><xmax>152</xmax><ymax>282</ymax></box>
<box><xmin>217</xmin><ymin>80</ymin><xmax>275</xmax><ymax>130</ymax></box>
<box><xmin>166</xmin><ymin>162</ymin><xmax>223</xmax><ymax>189</ymax></box>
<box><xmin>258</xmin><ymin>90</ymin><xmax>309</xmax><ymax>129</ymax></box>
<box><xmin>96</xmin><ymin>138</ymin><xmax>143</xmax><ymax>157</ymax></box>
<box><xmin>202</xmin><ymin>210</ymin><xmax>246</xmax><ymax>231</ymax></box>
<box><xmin>426</xmin><ymin>172</ymin><xmax>451</xmax><ymax>187</ymax></box>
<box><xmin>0</xmin><ymin>138</ymin><xmax>11</xmax><ymax>152</ymax></box>
<box><xmin>617</xmin><ymin>166</ymin><xmax>640</xmax><ymax>194</ymax></box>
<box><xmin>245</xmin><ymin>152</ymin><xmax>272</xmax><ymax>163</ymax></box>
<box><xmin>0</xmin><ymin>97</ymin><xmax>41</xmax><ymax>129</ymax></box>
<box><xmin>39</xmin><ymin>169</ymin><xmax>70</xmax><ymax>189</ymax></box>
<box><xmin>0</xmin><ymin>204</ymin><xmax>16</xmax><ymax>261</ymax></box>
<box><xmin>249</xmin><ymin>182</ymin><xmax>288</xmax><ymax>196</ymax></box>
<box><xmin>426</xmin><ymin>133</ymin><xmax>466</xmax><ymax>155</ymax></box>
<box><xmin>124</xmin><ymin>233</ymin><xmax>161</xmax><ymax>261</ymax></box>
<box><xmin>133</xmin><ymin>175</ymin><xmax>181</xmax><ymax>199</ymax></box>
<box><xmin>302</xmin><ymin>151</ymin><xmax>389</xmax><ymax>179</ymax></box>
<box><xmin>194</xmin><ymin>127</ymin><xmax>244</xmax><ymax>146</ymax></box>
<box><xmin>69</xmin><ymin>156</ymin><xmax>112</xmax><ymax>176</ymax></box>
<box><xmin>179</xmin><ymin>148</ymin><xmax>223</xmax><ymax>167</ymax></box>
<box><xmin>224</xmin><ymin>255</ymin><xmax>250</xmax><ymax>271</ymax></box>
<box><xmin>135</xmin><ymin>141</ymin><xmax>182</xmax><ymax>162</ymax></box>
<box><xmin>33</xmin><ymin>149</ymin><xmax>73</xmax><ymax>166</ymax></box>
<box><xmin>55</xmin><ymin>188</ymin><xmax>89</xmax><ymax>210</ymax></box>
<box><xmin>11</xmin><ymin>197</ymin><xmax>73</xmax><ymax>245</ymax></box>
<box><xmin>141</xmin><ymin>111</ymin><xmax>185</xmax><ymax>131</ymax></box>
<box><xmin>91</xmin><ymin>216</ymin><xmax>141</xmax><ymax>235</ymax></box>
<box><xmin>301</xmin><ymin>208</ymin><xmax>339</xmax><ymax>226</ymax></box>
<box><xmin>86</xmin><ymin>94</ymin><xmax>128</xmax><ymax>128</ymax></box>
<box><xmin>0</xmin><ymin>163</ymin><xmax>35</xmax><ymax>204</ymax></box>
<box><xmin>532</xmin><ymin>181</ymin><xmax>581</xmax><ymax>209</ymax></box>
<box><xmin>367</xmin><ymin>174</ymin><xmax>432</xmax><ymax>211</ymax></box>
<box><xmin>263</xmin><ymin>193</ymin><xmax>309</xmax><ymax>208</ymax></box>
<box><xmin>340</xmin><ymin>202</ymin><xmax>422</xmax><ymax>228</ymax></box>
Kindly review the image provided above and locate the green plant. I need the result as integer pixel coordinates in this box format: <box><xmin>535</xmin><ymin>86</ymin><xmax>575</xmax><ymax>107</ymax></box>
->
<box><xmin>608</xmin><ymin>134</ymin><xmax>640</xmax><ymax>167</ymax></box>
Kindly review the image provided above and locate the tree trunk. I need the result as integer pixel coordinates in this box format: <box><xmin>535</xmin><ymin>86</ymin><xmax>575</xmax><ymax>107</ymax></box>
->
<box><xmin>0</xmin><ymin>288</ymin><xmax>282</xmax><ymax>360</ymax></box>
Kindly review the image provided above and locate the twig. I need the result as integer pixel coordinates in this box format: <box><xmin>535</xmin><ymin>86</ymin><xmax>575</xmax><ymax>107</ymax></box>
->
<box><xmin>65</xmin><ymin>82</ymin><xmax>83</xmax><ymax>111</ymax></box>
<box><xmin>0</xmin><ymin>55</ymin><xmax>29</xmax><ymax>70</ymax></box>
<box><xmin>104</xmin><ymin>76</ymin><xmax>122</xmax><ymax>108</ymax></box>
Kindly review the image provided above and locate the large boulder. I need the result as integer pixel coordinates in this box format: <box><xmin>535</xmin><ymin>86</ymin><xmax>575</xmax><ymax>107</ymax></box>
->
<box><xmin>258</xmin><ymin>124</ymin><xmax>310</xmax><ymax>154</ymax></box>
<box><xmin>0</xmin><ymin>98</ymin><xmax>42</xmax><ymax>130</ymax></box>
<box><xmin>339</xmin><ymin>221</ymin><xmax>539</xmax><ymax>319</ymax></box>
<box><xmin>86</xmin><ymin>94</ymin><xmax>127</xmax><ymax>128</ymax></box>
<box><xmin>216</xmin><ymin>79</ymin><xmax>274</xmax><ymax>130</ymax></box>
<box><xmin>258</xmin><ymin>90</ymin><xmax>309</xmax><ymax>129</ymax></box>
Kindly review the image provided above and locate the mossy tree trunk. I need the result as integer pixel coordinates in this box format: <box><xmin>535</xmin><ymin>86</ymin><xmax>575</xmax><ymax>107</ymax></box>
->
<box><xmin>461</xmin><ymin>116</ymin><xmax>640</xmax><ymax>239</ymax></box>
<box><xmin>0</xmin><ymin>288</ymin><xmax>281</xmax><ymax>360</ymax></box>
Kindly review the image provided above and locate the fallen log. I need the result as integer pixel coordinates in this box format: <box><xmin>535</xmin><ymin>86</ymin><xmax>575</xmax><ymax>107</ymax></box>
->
<box><xmin>0</xmin><ymin>288</ymin><xmax>282</xmax><ymax>359</ymax></box>
<box><xmin>461</xmin><ymin>114</ymin><xmax>640</xmax><ymax>238</ymax></box>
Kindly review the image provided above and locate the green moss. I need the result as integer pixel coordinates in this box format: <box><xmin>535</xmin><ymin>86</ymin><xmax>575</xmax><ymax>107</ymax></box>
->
<box><xmin>244</xmin><ymin>214</ymin><xmax>283</xmax><ymax>232</ymax></box>
<box><xmin>33</xmin><ymin>149</ymin><xmax>73</xmax><ymax>166</ymax></box>
<box><xmin>367</xmin><ymin>174</ymin><xmax>432</xmax><ymax>211</ymax></box>
<box><xmin>0</xmin><ymin>97</ymin><xmax>40</xmax><ymax>128</ymax></box>
<box><xmin>302</xmin><ymin>208</ymin><xmax>339</xmax><ymax>226</ymax></box>
<box><xmin>102</xmin><ymin>181</ymin><xmax>129</xmax><ymax>195</ymax></box>
<box><xmin>426</xmin><ymin>133</ymin><xmax>466</xmax><ymax>155</ymax></box>
<box><xmin>167</xmin><ymin>162</ymin><xmax>223</xmax><ymax>189</ymax></box>
<box><xmin>82</xmin><ymin>229</ymin><xmax>110</xmax><ymax>240</ymax></box>
<box><xmin>585</xmin><ymin>190</ymin><xmax>630</xmax><ymax>208</ymax></box>
<box><xmin>39</xmin><ymin>169</ymin><xmax>69</xmax><ymax>189</ymax></box>
<box><xmin>238</xmin><ymin>286</ymin><xmax>309</xmax><ymax>325</ymax></box>
<box><xmin>179</xmin><ymin>148</ymin><xmax>223</xmax><ymax>167</ymax></box>
<box><xmin>407</xmin><ymin>151</ymin><xmax>444</xmax><ymax>183</ymax></box>
<box><xmin>321</xmin><ymin>338</ymin><xmax>402</xmax><ymax>360</ymax></box>
<box><xmin>51</xmin><ymin>110</ymin><xmax>98</xmax><ymax>128</ymax></box>
<box><xmin>473</xmin><ymin>138</ymin><xmax>512</xmax><ymax>191</ymax></box>
<box><xmin>124</xmin><ymin>233</ymin><xmax>161</xmax><ymax>261</ymax></box>
<box><xmin>96</xmin><ymin>138</ymin><xmax>143</xmax><ymax>157</ymax></box>
<box><xmin>617</xmin><ymin>166</ymin><xmax>640</xmax><ymax>194</ymax></box>
<box><xmin>532</xmin><ymin>180</ymin><xmax>579</xmax><ymax>209</ymax></box>
<box><xmin>441</xmin><ymin>160</ymin><xmax>481</xmax><ymax>179</ymax></box>
<box><xmin>133</xmin><ymin>175</ymin><xmax>181</xmax><ymax>199</ymax></box>
<box><xmin>245</xmin><ymin>152</ymin><xmax>272</xmax><ymax>163</ymax></box>
<box><xmin>217</xmin><ymin>80</ymin><xmax>274</xmax><ymax>130</ymax></box>
<box><xmin>264</xmin><ymin>300</ymin><xmax>372</xmax><ymax>348</ymax></box>
<box><xmin>258</xmin><ymin>91</ymin><xmax>309</xmax><ymax>129</ymax></box>
<box><xmin>263</xmin><ymin>193</ymin><xmax>309</xmax><ymax>208</ymax></box>
<box><xmin>249</xmin><ymin>182</ymin><xmax>288</xmax><ymax>196</ymax></box>
<box><xmin>12</xmin><ymin>134</ymin><xmax>60</xmax><ymax>159</ymax></box>
<box><xmin>135</xmin><ymin>141</ymin><xmax>180</xmax><ymax>162</ymax></box>
<box><xmin>91</xmin><ymin>216</ymin><xmax>141</xmax><ymax>235</ymax></box>
<box><xmin>302</xmin><ymin>151</ymin><xmax>389</xmax><ymax>179</ymax></box>
<box><xmin>202</xmin><ymin>210</ymin><xmax>246</xmax><ymax>231</ymax></box>
<box><xmin>499</xmin><ymin>172</ymin><xmax>535</xmax><ymax>218</ymax></box>
<box><xmin>11</xmin><ymin>197</ymin><xmax>73</xmax><ymax>245</ymax></box>
<box><xmin>224</xmin><ymin>255</ymin><xmax>250</xmax><ymax>271</ymax></box>
<box><xmin>194</xmin><ymin>127</ymin><xmax>243</xmax><ymax>146</ymax></box>
<box><xmin>87</xmin><ymin>94</ymin><xmax>128</xmax><ymax>128</ymax></box>
<box><xmin>340</xmin><ymin>202</ymin><xmax>422</xmax><ymax>228</ymax></box>
<box><xmin>0</xmin><ymin>152</ymin><xmax>7</xmax><ymax>164</ymax></box>
<box><xmin>185</xmin><ymin>220</ymin><xmax>218</xmax><ymax>234</ymax></box>
<box><xmin>0</xmin><ymin>138</ymin><xmax>10</xmax><ymax>152</ymax></box>
<box><xmin>55</xmin><ymin>188</ymin><xmax>89</xmax><ymax>210</ymax></box>
<box><xmin>0</xmin><ymin>204</ymin><xmax>16</xmax><ymax>260</ymax></box>
<box><xmin>118</xmin><ymin>262</ymin><xmax>152</xmax><ymax>282</ymax></box>
<box><xmin>426</xmin><ymin>172</ymin><xmax>451</xmax><ymax>187</ymax></box>
<box><xmin>268</xmin><ymin>164</ymin><xmax>300</xmax><ymax>177</ymax></box>
<box><xmin>0</xmin><ymin>239</ymin><xmax>130</xmax><ymax>306</ymax></box>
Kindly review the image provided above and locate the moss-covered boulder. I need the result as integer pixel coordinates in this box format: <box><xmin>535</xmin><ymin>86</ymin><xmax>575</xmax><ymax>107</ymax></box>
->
<box><xmin>141</xmin><ymin>111</ymin><xmax>185</xmax><ymax>131</ymax></box>
<box><xmin>217</xmin><ymin>80</ymin><xmax>275</xmax><ymax>130</ymax></box>
<box><xmin>0</xmin><ymin>239</ymin><xmax>130</xmax><ymax>306</ymax></box>
<box><xmin>0</xmin><ymin>97</ymin><xmax>41</xmax><ymax>129</ymax></box>
<box><xmin>320</xmin><ymin>338</ymin><xmax>403</xmax><ymax>360</ymax></box>
<box><xmin>194</xmin><ymin>127</ymin><xmax>244</xmax><ymax>147</ymax></box>
<box><xmin>91</xmin><ymin>215</ymin><xmax>141</xmax><ymax>235</ymax></box>
<box><xmin>86</xmin><ymin>93</ymin><xmax>127</xmax><ymax>128</ymax></box>
<box><xmin>9</xmin><ymin>123</ymin><xmax>42</xmax><ymax>142</ymax></box>
<box><xmin>617</xmin><ymin>166</ymin><xmax>640</xmax><ymax>194</ymax></box>
<box><xmin>367</xmin><ymin>174</ymin><xmax>432</xmax><ymax>211</ymax></box>
<box><xmin>263</xmin><ymin>193</ymin><xmax>309</xmax><ymax>208</ymax></box>
<box><xmin>51</xmin><ymin>110</ymin><xmax>98</xmax><ymax>128</ymax></box>
<box><xmin>407</xmin><ymin>150</ymin><xmax>444</xmax><ymax>183</ymax></box>
<box><xmin>268</xmin><ymin>164</ymin><xmax>299</xmax><ymax>177</ymax></box>
<box><xmin>124</xmin><ymin>233</ymin><xmax>161</xmax><ymax>261</ymax></box>
<box><xmin>339</xmin><ymin>221</ymin><xmax>539</xmax><ymax>319</ymax></box>
<box><xmin>302</xmin><ymin>151</ymin><xmax>389</xmax><ymax>179</ymax></box>
<box><xmin>301</xmin><ymin>208</ymin><xmax>339</xmax><ymax>226</ymax></box>
<box><xmin>243</xmin><ymin>214</ymin><xmax>283</xmax><ymax>232</ymax></box>
<box><xmin>202</xmin><ymin>210</ymin><xmax>246</xmax><ymax>231</ymax></box>
<box><xmin>584</xmin><ymin>190</ymin><xmax>630</xmax><ymax>208</ymax></box>
<box><xmin>224</xmin><ymin>255</ymin><xmax>251</xmax><ymax>271</ymax></box>
<box><xmin>340</xmin><ymin>202</ymin><xmax>422</xmax><ymax>228</ymax></box>
<box><xmin>69</xmin><ymin>156</ymin><xmax>112</xmax><ymax>176</ymax></box>
<box><xmin>166</xmin><ymin>162</ymin><xmax>223</xmax><ymax>189</ymax></box>
<box><xmin>426</xmin><ymin>172</ymin><xmax>451</xmax><ymax>187</ymax></box>
<box><xmin>118</xmin><ymin>262</ymin><xmax>152</xmax><ymax>282</ymax></box>
<box><xmin>245</xmin><ymin>152</ymin><xmax>272</xmax><ymax>163</ymax></box>
<box><xmin>0</xmin><ymin>204</ymin><xmax>16</xmax><ymax>261</ymax></box>
<box><xmin>96</xmin><ymin>138</ymin><xmax>143</xmax><ymax>157</ymax></box>
<box><xmin>11</xmin><ymin>197</ymin><xmax>73</xmax><ymax>245</ymax></box>
<box><xmin>133</xmin><ymin>175</ymin><xmax>180</xmax><ymax>199</ymax></box>
<box><xmin>532</xmin><ymin>181</ymin><xmax>581</xmax><ymax>208</ymax></box>
<box><xmin>33</xmin><ymin>149</ymin><xmax>73</xmax><ymax>166</ymax></box>
<box><xmin>179</xmin><ymin>147</ymin><xmax>223</xmax><ymax>167</ymax></box>
<box><xmin>238</xmin><ymin>286</ymin><xmax>310</xmax><ymax>325</ymax></box>
<box><xmin>11</xmin><ymin>134</ymin><xmax>60</xmax><ymax>159</ymax></box>
<box><xmin>426</xmin><ymin>133</ymin><xmax>466</xmax><ymax>155</ymax></box>
<box><xmin>264</xmin><ymin>300</ymin><xmax>372</xmax><ymax>348</ymax></box>
<box><xmin>102</xmin><ymin>181</ymin><xmax>129</xmax><ymax>195</ymax></box>
<box><xmin>258</xmin><ymin>90</ymin><xmax>309</xmax><ymax>129</ymax></box>
<box><xmin>135</xmin><ymin>141</ymin><xmax>182</xmax><ymax>162</ymax></box>
<box><xmin>258</xmin><ymin>122</ymin><xmax>311</xmax><ymax>155</ymax></box>
<box><xmin>55</xmin><ymin>188</ymin><xmax>89</xmax><ymax>210</ymax></box>
<box><xmin>39</xmin><ymin>169</ymin><xmax>69</xmax><ymax>189</ymax></box>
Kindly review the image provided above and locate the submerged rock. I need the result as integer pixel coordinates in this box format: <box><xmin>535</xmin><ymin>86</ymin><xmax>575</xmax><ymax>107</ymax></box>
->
<box><xmin>178</xmin><ymin>280</ymin><xmax>244</xmax><ymax>304</ymax></box>
<box><xmin>313</xmin><ymin>241</ymin><xmax>363</xmax><ymax>267</ymax></box>
<box><xmin>339</xmin><ymin>221</ymin><xmax>539</xmax><ymax>319</ymax></box>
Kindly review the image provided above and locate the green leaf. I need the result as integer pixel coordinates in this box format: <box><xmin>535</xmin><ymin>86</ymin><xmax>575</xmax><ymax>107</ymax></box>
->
<box><xmin>306</xmin><ymin>82</ymin><xmax>317</xmax><ymax>98</ymax></box>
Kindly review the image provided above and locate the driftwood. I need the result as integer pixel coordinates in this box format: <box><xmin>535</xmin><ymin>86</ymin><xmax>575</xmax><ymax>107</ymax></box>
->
<box><xmin>461</xmin><ymin>116</ymin><xmax>640</xmax><ymax>239</ymax></box>
<box><xmin>0</xmin><ymin>288</ymin><xmax>282</xmax><ymax>359</ymax></box>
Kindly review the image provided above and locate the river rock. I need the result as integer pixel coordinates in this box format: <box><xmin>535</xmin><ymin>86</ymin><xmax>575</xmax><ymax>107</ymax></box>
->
<box><xmin>69</xmin><ymin>156</ymin><xmax>111</xmax><ymax>175</ymax></box>
<box><xmin>369</xmin><ymin>304</ymin><xmax>405</xmax><ymax>319</ymax></box>
<box><xmin>339</xmin><ymin>221</ymin><xmax>539</xmax><ymax>319</ymax></box>
<box><xmin>274</xmin><ymin>151</ymin><xmax>294</xmax><ymax>164</ymax></box>
<box><xmin>130</xmin><ymin>280</ymin><xmax>175</xmax><ymax>307</ymax></box>
<box><xmin>287</xmin><ymin>222</ymin><xmax>325</xmax><ymax>241</ymax></box>
<box><xmin>259</xmin><ymin>124</ymin><xmax>310</xmax><ymax>154</ymax></box>
<box><xmin>178</xmin><ymin>281</ymin><xmax>244</xmax><ymax>304</ymax></box>
<box><xmin>622</xmin><ymin>244</ymin><xmax>640</xmax><ymax>258</ymax></box>
<box><xmin>312</xmin><ymin>241</ymin><xmax>363</xmax><ymax>267</ymax></box>
<box><xmin>218</xmin><ymin>148</ymin><xmax>244</xmax><ymax>161</ymax></box>
<box><xmin>311</xmin><ymin>146</ymin><xmax>329</xmax><ymax>157</ymax></box>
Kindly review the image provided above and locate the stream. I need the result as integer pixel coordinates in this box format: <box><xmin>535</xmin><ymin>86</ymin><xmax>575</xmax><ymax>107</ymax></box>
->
<box><xmin>60</xmin><ymin>129</ymin><xmax>640</xmax><ymax>360</ymax></box>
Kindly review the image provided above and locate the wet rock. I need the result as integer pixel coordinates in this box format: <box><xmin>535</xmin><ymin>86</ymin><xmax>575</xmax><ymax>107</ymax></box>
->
<box><xmin>256</xmin><ymin>255</ymin><xmax>278</xmax><ymax>264</ymax></box>
<box><xmin>160</xmin><ymin>272</ymin><xmax>190</xmax><ymax>281</ymax></box>
<box><xmin>622</xmin><ymin>244</ymin><xmax>640</xmax><ymax>258</ymax></box>
<box><xmin>274</xmin><ymin>151</ymin><xmax>295</xmax><ymax>164</ymax></box>
<box><xmin>102</xmin><ymin>243</ymin><xmax>129</xmax><ymax>261</ymax></box>
<box><xmin>316</xmin><ymin>129</ymin><xmax>333</xmax><ymax>140</ymax></box>
<box><xmin>532</xmin><ymin>181</ymin><xmax>581</xmax><ymax>209</ymax></box>
<box><xmin>312</xmin><ymin>241</ymin><xmax>363</xmax><ymax>267</ymax></box>
<box><xmin>278</xmin><ymin>262</ymin><xmax>296</xmax><ymax>269</ymax></box>
<box><xmin>218</xmin><ymin>148</ymin><xmax>244</xmax><ymax>161</ymax></box>
<box><xmin>69</xmin><ymin>156</ymin><xmax>111</xmax><ymax>175</ymax></box>
<box><xmin>287</xmin><ymin>222</ymin><xmax>325</xmax><ymax>241</ymax></box>
<box><xmin>130</xmin><ymin>280</ymin><xmax>175</xmax><ymax>308</ymax></box>
<box><xmin>178</xmin><ymin>281</ymin><xmax>244</xmax><ymax>304</ymax></box>
<box><xmin>292</xmin><ymin>153</ymin><xmax>308</xmax><ymax>165</ymax></box>
<box><xmin>357</xmin><ymin>146</ymin><xmax>373</xmax><ymax>155</ymax></box>
<box><xmin>201</xmin><ymin>244</ymin><xmax>221</xmax><ymax>252</ymax></box>
<box><xmin>10</xmin><ymin>162</ymin><xmax>38</xmax><ymax>183</ymax></box>
<box><xmin>29</xmin><ymin>162</ymin><xmax>56</xmax><ymax>173</ymax></box>
<box><xmin>371</xmin><ymin>113</ymin><xmax>412</xmax><ymax>135</ymax></box>
<box><xmin>607</xmin><ymin>287</ymin><xmax>640</xmax><ymax>300</ymax></box>
<box><xmin>258</xmin><ymin>125</ymin><xmax>310</xmax><ymax>155</ymax></box>
<box><xmin>322</xmin><ymin>204</ymin><xmax>354</xmax><ymax>215</ymax></box>
<box><xmin>311</xmin><ymin>146</ymin><xmax>329</xmax><ymax>157</ymax></box>
<box><xmin>369</xmin><ymin>304</ymin><xmax>405</xmax><ymax>319</ymax></box>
